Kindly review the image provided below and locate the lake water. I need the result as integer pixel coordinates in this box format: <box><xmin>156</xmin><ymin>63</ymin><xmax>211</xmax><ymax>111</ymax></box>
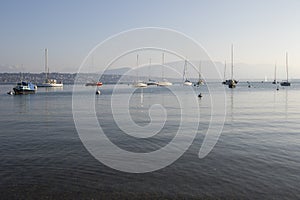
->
<box><xmin>0</xmin><ymin>82</ymin><xmax>300</xmax><ymax>199</ymax></box>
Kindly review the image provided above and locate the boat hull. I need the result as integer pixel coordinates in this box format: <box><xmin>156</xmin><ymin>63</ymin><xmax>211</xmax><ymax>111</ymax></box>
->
<box><xmin>280</xmin><ymin>82</ymin><xmax>291</xmax><ymax>86</ymax></box>
<box><xmin>85</xmin><ymin>82</ymin><xmax>103</xmax><ymax>86</ymax></box>
<box><xmin>222</xmin><ymin>79</ymin><xmax>238</xmax><ymax>85</ymax></box>
<box><xmin>195</xmin><ymin>80</ymin><xmax>204</xmax><ymax>86</ymax></box>
<box><xmin>37</xmin><ymin>78</ymin><xmax>63</xmax><ymax>87</ymax></box>
<box><xmin>147</xmin><ymin>79</ymin><xmax>158</xmax><ymax>86</ymax></box>
<box><xmin>147</xmin><ymin>82</ymin><xmax>158</xmax><ymax>86</ymax></box>
<box><xmin>228</xmin><ymin>84</ymin><xmax>236</xmax><ymax>88</ymax></box>
<box><xmin>37</xmin><ymin>83</ymin><xmax>63</xmax><ymax>87</ymax></box>
<box><xmin>13</xmin><ymin>81</ymin><xmax>37</xmax><ymax>95</ymax></box>
<box><xmin>157</xmin><ymin>82</ymin><xmax>172</xmax><ymax>86</ymax></box>
<box><xmin>13</xmin><ymin>88</ymin><xmax>36</xmax><ymax>95</ymax></box>
<box><xmin>133</xmin><ymin>82</ymin><xmax>147</xmax><ymax>88</ymax></box>
<box><xmin>183</xmin><ymin>81</ymin><xmax>193</xmax><ymax>86</ymax></box>
<box><xmin>228</xmin><ymin>79</ymin><xmax>237</xmax><ymax>88</ymax></box>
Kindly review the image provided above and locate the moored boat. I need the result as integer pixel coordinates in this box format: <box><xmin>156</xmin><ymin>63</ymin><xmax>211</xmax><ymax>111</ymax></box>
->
<box><xmin>226</xmin><ymin>44</ymin><xmax>238</xmax><ymax>88</ymax></box>
<box><xmin>195</xmin><ymin>61</ymin><xmax>204</xmax><ymax>86</ymax></box>
<box><xmin>133</xmin><ymin>82</ymin><xmax>147</xmax><ymax>88</ymax></box>
<box><xmin>183</xmin><ymin>79</ymin><xmax>193</xmax><ymax>86</ymax></box>
<box><xmin>147</xmin><ymin>79</ymin><xmax>158</xmax><ymax>86</ymax></box>
<box><xmin>37</xmin><ymin>48</ymin><xmax>63</xmax><ymax>87</ymax></box>
<box><xmin>157</xmin><ymin>53</ymin><xmax>172</xmax><ymax>87</ymax></box>
<box><xmin>85</xmin><ymin>82</ymin><xmax>103</xmax><ymax>86</ymax></box>
<box><xmin>146</xmin><ymin>59</ymin><xmax>158</xmax><ymax>86</ymax></box>
<box><xmin>280</xmin><ymin>52</ymin><xmax>291</xmax><ymax>87</ymax></box>
<box><xmin>182</xmin><ymin>60</ymin><xmax>192</xmax><ymax>86</ymax></box>
<box><xmin>272</xmin><ymin>64</ymin><xmax>277</xmax><ymax>84</ymax></box>
<box><xmin>223</xmin><ymin>79</ymin><xmax>238</xmax><ymax>85</ymax></box>
<box><xmin>132</xmin><ymin>54</ymin><xmax>148</xmax><ymax>88</ymax></box>
<box><xmin>228</xmin><ymin>79</ymin><xmax>236</xmax><ymax>88</ymax></box>
<box><xmin>280</xmin><ymin>81</ymin><xmax>291</xmax><ymax>86</ymax></box>
<box><xmin>157</xmin><ymin>80</ymin><xmax>173</xmax><ymax>86</ymax></box>
<box><xmin>13</xmin><ymin>82</ymin><xmax>37</xmax><ymax>95</ymax></box>
<box><xmin>38</xmin><ymin>79</ymin><xmax>63</xmax><ymax>87</ymax></box>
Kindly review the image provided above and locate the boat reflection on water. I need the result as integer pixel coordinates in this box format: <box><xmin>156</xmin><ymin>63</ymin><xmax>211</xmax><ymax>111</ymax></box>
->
<box><xmin>44</xmin><ymin>86</ymin><xmax>64</xmax><ymax>92</ymax></box>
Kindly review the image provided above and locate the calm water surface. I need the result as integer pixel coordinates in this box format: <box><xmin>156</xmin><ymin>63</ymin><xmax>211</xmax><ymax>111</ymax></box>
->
<box><xmin>0</xmin><ymin>83</ymin><xmax>300</xmax><ymax>199</ymax></box>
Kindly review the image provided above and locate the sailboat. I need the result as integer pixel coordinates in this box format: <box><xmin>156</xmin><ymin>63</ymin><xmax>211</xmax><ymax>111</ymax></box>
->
<box><xmin>37</xmin><ymin>48</ymin><xmax>63</xmax><ymax>87</ymax></box>
<box><xmin>227</xmin><ymin>44</ymin><xmax>238</xmax><ymax>88</ymax></box>
<box><xmin>157</xmin><ymin>53</ymin><xmax>172</xmax><ymax>86</ymax></box>
<box><xmin>272</xmin><ymin>64</ymin><xmax>277</xmax><ymax>84</ymax></box>
<box><xmin>280</xmin><ymin>52</ymin><xmax>291</xmax><ymax>86</ymax></box>
<box><xmin>146</xmin><ymin>58</ymin><xmax>158</xmax><ymax>86</ymax></box>
<box><xmin>183</xmin><ymin>60</ymin><xmax>192</xmax><ymax>86</ymax></box>
<box><xmin>222</xmin><ymin>60</ymin><xmax>227</xmax><ymax>85</ymax></box>
<box><xmin>195</xmin><ymin>61</ymin><xmax>204</xmax><ymax>86</ymax></box>
<box><xmin>133</xmin><ymin>54</ymin><xmax>147</xmax><ymax>88</ymax></box>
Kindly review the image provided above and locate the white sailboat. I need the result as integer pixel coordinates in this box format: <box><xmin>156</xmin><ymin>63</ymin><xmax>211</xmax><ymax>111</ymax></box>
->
<box><xmin>280</xmin><ymin>52</ymin><xmax>291</xmax><ymax>86</ymax></box>
<box><xmin>157</xmin><ymin>53</ymin><xmax>172</xmax><ymax>86</ymax></box>
<box><xmin>37</xmin><ymin>48</ymin><xmax>63</xmax><ymax>87</ymax></box>
<box><xmin>183</xmin><ymin>60</ymin><xmax>192</xmax><ymax>86</ymax></box>
<box><xmin>133</xmin><ymin>54</ymin><xmax>147</xmax><ymax>88</ymax></box>
<box><xmin>146</xmin><ymin>58</ymin><xmax>158</xmax><ymax>86</ymax></box>
<box><xmin>195</xmin><ymin>61</ymin><xmax>204</xmax><ymax>86</ymax></box>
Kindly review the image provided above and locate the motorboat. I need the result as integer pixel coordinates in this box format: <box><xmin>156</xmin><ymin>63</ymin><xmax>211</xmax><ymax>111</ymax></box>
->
<box><xmin>13</xmin><ymin>82</ymin><xmax>37</xmax><ymax>95</ymax></box>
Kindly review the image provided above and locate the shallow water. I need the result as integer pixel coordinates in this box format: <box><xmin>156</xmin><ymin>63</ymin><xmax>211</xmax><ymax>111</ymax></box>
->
<box><xmin>0</xmin><ymin>82</ymin><xmax>300</xmax><ymax>199</ymax></box>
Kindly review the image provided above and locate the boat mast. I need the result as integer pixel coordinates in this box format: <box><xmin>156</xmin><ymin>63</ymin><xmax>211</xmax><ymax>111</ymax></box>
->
<box><xmin>286</xmin><ymin>52</ymin><xmax>289</xmax><ymax>82</ymax></box>
<box><xmin>162</xmin><ymin>53</ymin><xmax>165</xmax><ymax>80</ymax></box>
<box><xmin>136</xmin><ymin>54</ymin><xmax>139</xmax><ymax>82</ymax></box>
<box><xmin>45</xmin><ymin>48</ymin><xmax>48</xmax><ymax>80</ymax></box>
<box><xmin>274</xmin><ymin>63</ymin><xmax>277</xmax><ymax>82</ymax></box>
<box><xmin>183</xmin><ymin>60</ymin><xmax>187</xmax><ymax>82</ymax></box>
<box><xmin>199</xmin><ymin>61</ymin><xmax>202</xmax><ymax>81</ymax></box>
<box><xmin>224</xmin><ymin>60</ymin><xmax>226</xmax><ymax>81</ymax></box>
<box><xmin>231</xmin><ymin>44</ymin><xmax>234</xmax><ymax>80</ymax></box>
<box><xmin>148</xmin><ymin>58</ymin><xmax>151</xmax><ymax>80</ymax></box>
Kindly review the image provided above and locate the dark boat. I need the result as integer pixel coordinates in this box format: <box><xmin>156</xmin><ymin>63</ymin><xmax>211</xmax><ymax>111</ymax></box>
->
<box><xmin>228</xmin><ymin>79</ymin><xmax>236</xmax><ymax>88</ymax></box>
<box><xmin>280</xmin><ymin>81</ymin><xmax>291</xmax><ymax>86</ymax></box>
<box><xmin>147</xmin><ymin>79</ymin><xmax>158</xmax><ymax>86</ymax></box>
<box><xmin>195</xmin><ymin>61</ymin><xmax>204</xmax><ymax>86</ymax></box>
<box><xmin>280</xmin><ymin>52</ymin><xmax>291</xmax><ymax>87</ymax></box>
<box><xmin>223</xmin><ymin>79</ymin><xmax>238</xmax><ymax>85</ymax></box>
<box><xmin>223</xmin><ymin>45</ymin><xmax>238</xmax><ymax>88</ymax></box>
<box><xmin>13</xmin><ymin>82</ymin><xmax>37</xmax><ymax>95</ymax></box>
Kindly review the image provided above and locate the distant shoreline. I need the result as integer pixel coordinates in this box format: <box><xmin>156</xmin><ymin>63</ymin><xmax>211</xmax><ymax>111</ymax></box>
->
<box><xmin>1</xmin><ymin>72</ymin><xmax>299</xmax><ymax>84</ymax></box>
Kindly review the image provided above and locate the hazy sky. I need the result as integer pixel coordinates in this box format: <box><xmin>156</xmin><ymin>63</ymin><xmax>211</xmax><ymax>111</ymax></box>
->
<box><xmin>1</xmin><ymin>0</ymin><xmax>300</xmax><ymax>79</ymax></box>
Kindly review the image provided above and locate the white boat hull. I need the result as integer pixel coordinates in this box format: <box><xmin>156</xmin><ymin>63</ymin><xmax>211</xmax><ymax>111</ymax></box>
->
<box><xmin>37</xmin><ymin>83</ymin><xmax>63</xmax><ymax>87</ymax></box>
<box><xmin>133</xmin><ymin>82</ymin><xmax>147</xmax><ymax>88</ymax></box>
<box><xmin>157</xmin><ymin>81</ymin><xmax>173</xmax><ymax>86</ymax></box>
<box><xmin>183</xmin><ymin>81</ymin><xmax>193</xmax><ymax>86</ymax></box>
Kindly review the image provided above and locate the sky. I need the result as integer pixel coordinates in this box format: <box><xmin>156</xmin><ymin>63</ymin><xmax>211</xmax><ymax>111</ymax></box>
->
<box><xmin>0</xmin><ymin>0</ymin><xmax>300</xmax><ymax>79</ymax></box>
